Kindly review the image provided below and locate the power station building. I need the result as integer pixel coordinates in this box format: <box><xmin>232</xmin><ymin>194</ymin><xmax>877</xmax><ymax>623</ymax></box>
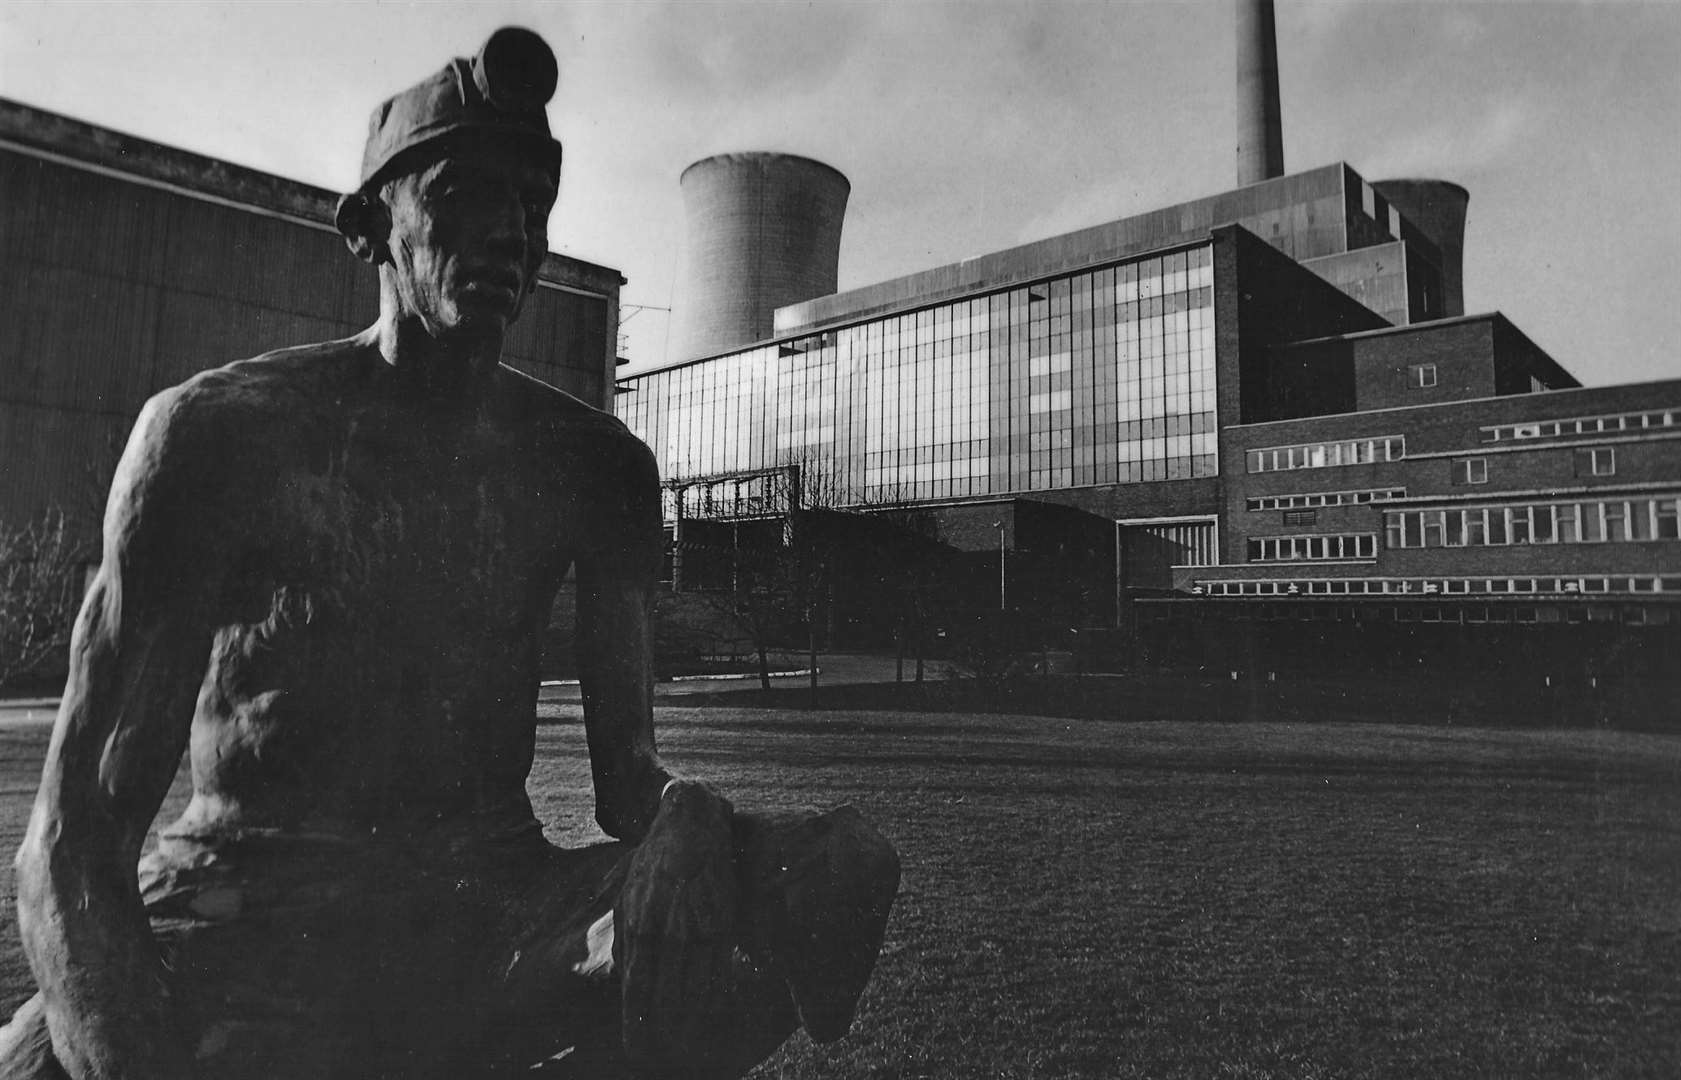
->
<box><xmin>616</xmin><ymin>6</ymin><xmax>1681</xmax><ymax>679</ymax></box>
<box><xmin>0</xmin><ymin>98</ymin><xmax>623</xmax><ymax>548</ymax></box>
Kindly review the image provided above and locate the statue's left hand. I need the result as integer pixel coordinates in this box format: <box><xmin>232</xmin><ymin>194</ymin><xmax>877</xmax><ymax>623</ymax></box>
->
<box><xmin>614</xmin><ymin>779</ymin><xmax>739</xmax><ymax>1072</ymax></box>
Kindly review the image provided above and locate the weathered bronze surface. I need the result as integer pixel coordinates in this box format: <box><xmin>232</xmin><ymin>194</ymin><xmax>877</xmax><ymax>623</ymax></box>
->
<box><xmin>0</xmin><ymin>29</ymin><xmax>898</xmax><ymax>1079</ymax></box>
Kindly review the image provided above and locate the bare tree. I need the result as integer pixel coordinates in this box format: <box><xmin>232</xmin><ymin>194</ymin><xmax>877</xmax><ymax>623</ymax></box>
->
<box><xmin>683</xmin><ymin>523</ymin><xmax>802</xmax><ymax>690</ymax></box>
<box><xmin>0</xmin><ymin>508</ymin><xmax>86</xmax><ymax>690</ymax></box>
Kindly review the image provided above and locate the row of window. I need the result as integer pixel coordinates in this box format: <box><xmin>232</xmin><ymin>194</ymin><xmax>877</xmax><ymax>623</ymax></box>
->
<box><xmin>1247</xmin><ymin>440</ymin><xmax>1621</xmax><ymax>493</ymax></box>
<box><xmin>1247</xmin><ymin>487</ymin><xmax>1407</xmax><ymax>511</ymax></box>
<box><xmin>1450</xmin><ymin>447</ymin><xmax>1617</xmax><ymax>486</ymax></box>
<box><xmin>1247</xmin><ymin>534</ymin><xmax>1379</xmax><ymax>562</ymax></box>
<box><xmin>1195</xmin><ymin>574</ymin><xmax>1681</xmax><ymax>598</ymax></box>
<box><xmin>1480</xmin><ymin>407</ymin><xmax>1680</xmax><ymax>444</ymax></box>
<box><xmin>1245</xmin><ymin>436</ymin><xmax>1405</xmax><ymax>474</ymax></box>
<box><xmin>1384</xmin><ymin>495</ymin><xmax>1681</xmax><ymax>549</ymax></box>
<box><xmin>1153</xmin><ymin>601</ymin><xmax>1673</xmax><ymax>628</ymax></box>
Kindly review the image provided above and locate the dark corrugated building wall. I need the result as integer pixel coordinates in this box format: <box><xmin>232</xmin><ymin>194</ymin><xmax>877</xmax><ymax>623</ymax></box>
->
<box><xmin>0</xmin><ymin>98</ymin><xmax>622</xmax><ymax>546</ymax></box>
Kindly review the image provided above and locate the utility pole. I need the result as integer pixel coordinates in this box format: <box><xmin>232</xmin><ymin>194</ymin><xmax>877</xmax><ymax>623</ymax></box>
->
<box><xmin>993</xmin><ymin>520</ymin><xmax>1006</xmax><ymax>611</ymax></box>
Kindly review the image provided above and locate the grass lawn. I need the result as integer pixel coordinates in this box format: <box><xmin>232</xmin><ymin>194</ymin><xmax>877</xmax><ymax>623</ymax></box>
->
<box><xmin>1</xmin><ymin>706</ymin><xmax>1678</xmax><ymax>1078</ymax></box>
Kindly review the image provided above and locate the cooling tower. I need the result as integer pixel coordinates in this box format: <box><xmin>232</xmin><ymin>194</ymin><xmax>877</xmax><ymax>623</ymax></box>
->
<box><xmin>1235</xmin><ymin>0</ymin><xmax>1285</xmax><ymax>185</ymax></box>
<box><xmin>1373</xmin><ymin>179</ymin><xmax>1470</xmax><ymax>318</ymax></box>
<box><xmin>675</xmin><ymin>152</ymin><xmax>849</xmax><ymax>362</ymax></box>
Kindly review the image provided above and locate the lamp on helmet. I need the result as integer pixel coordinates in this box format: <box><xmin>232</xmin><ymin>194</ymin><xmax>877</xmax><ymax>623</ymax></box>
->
<box><xmin>356</xmin><ymin>26</ymin><xmax>562</xmax><ymax>192</ymax></box>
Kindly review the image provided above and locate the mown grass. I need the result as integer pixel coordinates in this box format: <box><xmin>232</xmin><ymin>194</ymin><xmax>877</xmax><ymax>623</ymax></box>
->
<box><xmin>2</xmin><ymin>708</ymin><xmax>1678</xmax><ymax>1078</ymax></box>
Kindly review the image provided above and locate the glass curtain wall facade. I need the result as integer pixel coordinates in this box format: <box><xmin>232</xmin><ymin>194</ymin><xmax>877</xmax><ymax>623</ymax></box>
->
<box><xmin>618</xmin><ymin>244</ymin><xmax>1216</xmax><ymax>513</ymax></box>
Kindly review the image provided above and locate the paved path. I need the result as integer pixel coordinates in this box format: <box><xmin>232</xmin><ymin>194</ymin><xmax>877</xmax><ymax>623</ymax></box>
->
<box><xmin>0</xmin><ymin>701</ymin><xmax>58</xmax><ymax>731</ymax></box>
<box><xmin>537</xmin><ymin>652</ymin><xmax>915</xmax><ymax>703</ymax></box>
<box><xmin>2</xmin><ymin>655</ymin><xmax>924</xmax><ymax>726</ymax></box>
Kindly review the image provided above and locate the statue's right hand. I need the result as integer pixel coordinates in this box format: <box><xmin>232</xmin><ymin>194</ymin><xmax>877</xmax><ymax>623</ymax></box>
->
<box><xmin>613</xmin><ymin>779</ymin><xmax>739</xmax><ymax>1073</ymax></box>
<box><xmin>41</xmin><ymin>1001</ymin><xmax>195</xmax><ymax>1080</ymax></box>
<box><xmin>19</xmin><ymin>898</ymin><xmax>194</xmax><ymax>1080</ymax></box>
<box><xmin>36</xmin><ymin>969</ymin><xmax>198</xmax><ymax>1080</ymax></box>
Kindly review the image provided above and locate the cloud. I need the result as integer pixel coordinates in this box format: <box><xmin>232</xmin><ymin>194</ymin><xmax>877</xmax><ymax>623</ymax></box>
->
<box><xmin>1358</xmin><ymin>97</ymin><xmax>1538</xmax><ymax>180</ymax></box>
<box><xmin>627</xmin><ymin>1</ymin><xmax>874</xmax><ymax>107</ymax></box>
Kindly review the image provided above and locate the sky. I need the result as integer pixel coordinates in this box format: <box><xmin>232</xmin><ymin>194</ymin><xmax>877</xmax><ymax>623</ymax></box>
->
<box><xmin>2</xmin><ymin>1</ymin><xmax>1678</xmax><ymax>386</ymax></box>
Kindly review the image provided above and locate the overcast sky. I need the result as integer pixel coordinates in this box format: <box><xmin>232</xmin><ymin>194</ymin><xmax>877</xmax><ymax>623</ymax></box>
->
<box><xmin>3</xmin><ymin>1</ymin><xmax>1677</xmax><ymax>386</ymax></box>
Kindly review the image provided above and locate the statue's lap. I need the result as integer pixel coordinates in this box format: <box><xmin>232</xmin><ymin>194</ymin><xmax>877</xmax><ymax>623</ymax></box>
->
<box><xmin>135</xmin><ymin>830</ymin><xmax>629</xmax><ymax>1074</ymax></box>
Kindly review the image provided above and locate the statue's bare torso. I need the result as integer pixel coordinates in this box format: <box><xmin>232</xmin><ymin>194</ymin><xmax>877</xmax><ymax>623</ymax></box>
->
<box><xmin>163</xmin><ymin>340</ymin><xmax>622</xmax><ymax>850</ymax></box>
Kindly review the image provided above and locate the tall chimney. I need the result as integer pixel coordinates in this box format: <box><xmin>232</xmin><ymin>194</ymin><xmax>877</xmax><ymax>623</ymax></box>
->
<box><xmin>1235</xmin><ymin>0</ymin><xmax>1285</xmax><ymax>185</ymax></box>
<box><xmin>674</xmin><ymin>152</ymin><xmax>849</xmax><ymax>362</ymax></box>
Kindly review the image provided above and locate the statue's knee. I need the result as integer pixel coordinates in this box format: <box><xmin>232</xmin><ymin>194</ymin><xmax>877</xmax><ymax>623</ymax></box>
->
<box><xmin>734</xmin><ymin>806</ymin><xmax>900</xmax><ymax>1045</ymax></box>
<box><xmin>819</xmin><ymin>806</ymin><xmax>901</xmax><ymax>892</ymax></box>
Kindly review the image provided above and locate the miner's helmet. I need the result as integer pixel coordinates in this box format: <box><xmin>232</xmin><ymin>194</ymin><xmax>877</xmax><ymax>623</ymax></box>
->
<box><xmin>356</xmin><ymin>26</ymin><xmax>562</xmax><ymax>191</ymax></box>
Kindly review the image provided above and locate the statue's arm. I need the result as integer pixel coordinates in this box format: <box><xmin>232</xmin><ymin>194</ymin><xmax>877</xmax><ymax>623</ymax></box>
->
<box><xmin>574</xmin><ymin>432</ymin><xmax>673</xmax><ymax>842</ymax></box>
<box><xmin>15</xmin><ymin>389</ymin><xmax>227</xmax><ymax>1079</ymax></box>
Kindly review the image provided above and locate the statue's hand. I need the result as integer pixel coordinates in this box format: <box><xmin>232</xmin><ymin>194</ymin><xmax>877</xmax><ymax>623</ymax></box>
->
<box><xmin>593</xmin><ymin>756</ymin><xmax>676</xmax><ymax>843</ymax></box>
<box><xmin>38</xmin><ymin>987</ymin><xmax>194</xmax><ymax>1080</ymax></box>
<box><xmin>614</xmin><ymin>779</ymin><xmax>738</xmax><ymax>1072</ymax></box>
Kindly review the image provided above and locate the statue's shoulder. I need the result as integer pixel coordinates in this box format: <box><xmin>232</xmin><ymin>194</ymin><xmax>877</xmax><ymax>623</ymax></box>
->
<box><xmin>494</xmin><ymin>367</ymin><xmax>660</xmax><ymax>499</ymax></box>
<box><xmin>134</xmin><ymin>337</ymin><xmax>370</xmax><ymax>466</ymax></box>
<box><xmin>158</xmin><ymin>337</ymin><xmax>368</xmax><ymax>420</ymax></box>
<box><xmin>495</xmin><ymin>364</ymin><xmax>644</xmax><ymax>447</ymax></box>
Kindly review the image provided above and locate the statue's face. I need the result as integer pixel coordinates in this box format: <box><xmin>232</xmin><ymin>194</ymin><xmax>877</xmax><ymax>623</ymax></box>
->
<box><xmin>380</xmin><ymin>135</ymin><xmax>557</xmax><ymax>341</ymax></box>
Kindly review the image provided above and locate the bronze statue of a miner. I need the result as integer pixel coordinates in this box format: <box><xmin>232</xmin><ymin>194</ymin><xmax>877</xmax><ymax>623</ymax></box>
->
<box><xmin>0</xmin><ymin>28</ymin><xmax>899</xmax><ymax>1079</ymax></box>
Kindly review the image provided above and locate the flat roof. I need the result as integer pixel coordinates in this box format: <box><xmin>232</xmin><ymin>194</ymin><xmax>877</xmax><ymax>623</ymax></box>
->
<box><xmin>1226</xmin><ymin>374</ymin><xmax>1681</xmax><ymax>430</ymax></box>
<box><xmin>1269</xmin><ymin>310</ymin><xmax>1579</xmax><ymax>388</ymax></box>
<box><xmin>772</xmin><ymin>163</ymin><xmax>1356</xmax><ymax>336</ymax></box>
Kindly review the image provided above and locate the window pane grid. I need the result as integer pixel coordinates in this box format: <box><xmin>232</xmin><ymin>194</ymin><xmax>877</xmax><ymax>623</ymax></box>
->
<box><xmin>619</xmin><ymin>244</ymin><xmax>1218</xmax><ymax>514</ymax></box>
<box><xmin>1247</xmin><ymin>533</ymin><xmax>1379</xmax><ymax>562</ymax></box>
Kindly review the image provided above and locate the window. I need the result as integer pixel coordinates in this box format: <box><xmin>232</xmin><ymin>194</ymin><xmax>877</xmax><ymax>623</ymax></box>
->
<box><xmin>1605</xmin><ymin>501</ymin><xmax>1627</xmax><ymax>542</ymax></box>
<box><xmin>1509</xmin><ymin>506</ymin><xmax>1531</xmax><ymax>544</ymax></box>
<box><xmin>1573</xmin><ymin>447</ymin><xmax>1616</xmax><ymax>477</ymax></box>
<box><xmin>1410</xmin><ymin>364</ymin><xmax>1438</xmax><ymax>389</ymax></box>
<box><xmin>1464</xmin><ymin>510</ymin><xmax>1488</xmax><ymax>547</ymax></box>
<box><xmin>1451</xmin><ymin>457</ymin><xmax>1488</xmax><ymax>485</ymax></box>
<box><xmin>1421</xmin><ymin>510</ymin><xmax>1446</xmax><ymax>548</ymax></box>
<box><xmin>1283</xmin><ymin>510</ymin><xmax>1317</xmax><ymax>527</ymax></box>
<box><xmin>1554</xmin><ymin>503</ymin><xmax>1579</xmax><ymax>544</ymax></box>
<box><xmin>1659</xmin><ymin>499</ymin><xmax>1681</xmax><ymax>541</ymax></box>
